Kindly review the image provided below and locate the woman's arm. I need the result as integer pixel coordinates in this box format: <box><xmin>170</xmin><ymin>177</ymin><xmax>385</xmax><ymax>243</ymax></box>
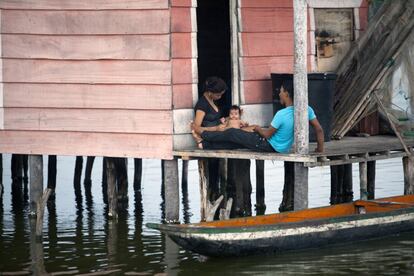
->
<box><xmin>193</xmin><ymin>110</ymin><xmax>221</xmax><ymax>132</ymax></box>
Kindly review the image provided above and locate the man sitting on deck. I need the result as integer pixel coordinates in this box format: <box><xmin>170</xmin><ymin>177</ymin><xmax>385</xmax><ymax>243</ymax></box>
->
<box><xmin>191</xmin><ymin>80</ymin><xmax>325</xmax><ymax>153</ymax></box>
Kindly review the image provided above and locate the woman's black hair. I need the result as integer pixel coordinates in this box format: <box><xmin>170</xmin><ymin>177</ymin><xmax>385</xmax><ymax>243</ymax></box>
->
<box><xmin>204</xmin><ymin>76</ymin><xmax>228</xmax><ymax>94</ymax></box>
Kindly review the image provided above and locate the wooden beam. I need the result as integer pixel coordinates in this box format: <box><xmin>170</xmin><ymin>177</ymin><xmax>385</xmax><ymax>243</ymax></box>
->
<box><xmin>293</xmin><ymin>0</ymin><xmax>309</xmax><ymax>210</ymax></box>
<box><xmin>164</xmin><ymin>159</ymin><xmax>179</xmax><ymax>223</ymax></box>
<box><xmin>0</xmin><ymin>0</ymin><xmax>169</xmax><ymax>10</ymax></box>
<box><xmin>106</xmin><ymin>157</ymin><xmax>117</xmax><ymax>219</ymax></box>
<box><xmin>373</xmin><ymin>91</ymin><xmax>412</xmax><ymax>156</ymax></box>
<box><xmin>359</xmin><ymin>161</ymin><xmax>368</xmax><ymax>200</ymax></box>
<box><xmin>230</xmin><ymin>0</ymin><xmax>240</xmax><ymax>105</ymax></box>
<box><xmin>29</xmin><ymin>155</ymin><xmax>43</xmax><ymax>216</ymax></box>
<box><xmin>198</xmin><ymin>159</ymin><xmax>208</xmax><ymax>221</ymax></box>
<box><xmin>294</xmin><ymin>162</ymin><xmax>308</xmax><ymax>210</ymax></box>
<box><xmin>367</xmin><ymin>161</ymin><xmax>376</xmax><ymax>199</ymax></box>
<box><xmin>403</xmin><ymin>156</ymin><xmax>414</xmax><ymax>195</ymax></box>
<box><xmin>35</xmin><ymin>188</ymin><xmax>52</xmax><ymax>238</ymax></box>
<box><xmin>255</xmin><ymin>160</ymin><xmax>266</xmax><ymax>214</ymax></box>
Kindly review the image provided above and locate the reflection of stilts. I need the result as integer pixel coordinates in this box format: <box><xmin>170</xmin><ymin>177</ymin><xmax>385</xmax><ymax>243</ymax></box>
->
<box><xmin>181</xmin><ymin>161</ymin><xmax>191</xmax><ymax>224</ymax></box>
<box><xmin>29</xmin><ymin>218</ymin><xmax>48</xmax><ymax>275</ymax></box>
<box><xmin>164</xmin><ymin>235</ymin><xmax>180</xmax><ymax>275</ymax></box>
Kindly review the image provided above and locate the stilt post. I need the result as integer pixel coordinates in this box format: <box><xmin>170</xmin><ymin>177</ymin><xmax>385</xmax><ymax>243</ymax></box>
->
<box><xmin>36</xmin><ymin>188</ymin><xmax>52</xmax><ymax>238</ymax></box>
<box><xmin>367</xmin><ymin>161</ymin><xmax>376</xmax><ymax>199</ymax></box>
<box><xmin>255</xmin><ymin>160</ymin><xmax>266</xmax><ymax>214</ymax></box>
<box><xmin>106</xmin><ymin>158</ymin><xmax>118</xmax><ymax>219</ymax></box>
<box><xmin>163</xmin><ymin>159</ymin><xmax>179</xmax><ymax>223</ymax></box>
<box><xmin>84</xmin><ymin>156</ymin><xmax>95</xmax><ymax>189</ymax></box>
<box><xmin>293</xmin><ymin>0</ymin><xmax>309</xmax><ymax>210</ymax></box>
<box><xmin>359</xmin><ymin>161</ymin><xmax>368</xmax><ymax>200</ymax></box>
<box><xmin>0</xmin><ymin>154</ymin><xmax>3</xmax><ymax>197</ymax></box>
<box><xmin>198</xmin><ymin>159</ymin><xmax>208</xmax><ymax>221</ymax></box>
<box><xmin>29</xmin><ymin>155</ymin><xmax>43</xmax><ymax>216</ymax></box>
<box><xmin>134</xmin><ymin>158</ymin><xmax>143</xmax><ymax>192</ymax></box>
<box><xmin>403</xmin><ymin>156</ymin><xmax>414</xmax><ymax>195</ymax></box>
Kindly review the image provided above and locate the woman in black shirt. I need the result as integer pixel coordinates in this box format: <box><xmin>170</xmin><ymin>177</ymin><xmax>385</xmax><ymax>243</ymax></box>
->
<box><xmin>193</xmin><ymin>76</ymin><xmax>227</xmax><ymax>131</ymax></box>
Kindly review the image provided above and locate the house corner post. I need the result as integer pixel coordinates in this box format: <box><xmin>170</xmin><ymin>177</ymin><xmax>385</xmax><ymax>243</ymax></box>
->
<box><xmin>293</xmin><ymin>0</ymin><xmax>309</xmax><ymax>210</ymax></box>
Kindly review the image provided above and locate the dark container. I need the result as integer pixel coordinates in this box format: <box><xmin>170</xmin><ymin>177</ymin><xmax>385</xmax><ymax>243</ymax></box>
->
<box><xmin>271</xmin><ymin>73</ymin><xmax>336</xmax><ymax>142</ymax></box>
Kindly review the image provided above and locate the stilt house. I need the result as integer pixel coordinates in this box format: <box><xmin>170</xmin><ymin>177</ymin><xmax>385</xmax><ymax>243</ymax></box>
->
<box><xmin>0</xmin><ymin>0</ymin><xmax>371</xmax><ymax>160</ymax></box>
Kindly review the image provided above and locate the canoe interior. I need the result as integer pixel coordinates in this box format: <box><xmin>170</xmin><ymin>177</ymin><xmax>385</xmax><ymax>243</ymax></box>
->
<box><xmin>185</xmin><ymin>195</ymin><xmax>414</xmax><ymax>228</ymax></box>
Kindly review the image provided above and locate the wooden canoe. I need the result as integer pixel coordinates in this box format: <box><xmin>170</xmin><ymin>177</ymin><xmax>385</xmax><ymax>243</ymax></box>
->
<box><xmin>147</xmin><ymin>195</ymin><xmax>414</xmax><ymax>257</ymax></box>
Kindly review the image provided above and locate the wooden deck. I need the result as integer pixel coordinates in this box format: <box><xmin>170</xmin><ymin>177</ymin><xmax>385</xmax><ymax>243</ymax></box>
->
<box><xmin>173</xmin><ymin>135</ymin><xmax>414</xmax><ymax>167</ymax></box>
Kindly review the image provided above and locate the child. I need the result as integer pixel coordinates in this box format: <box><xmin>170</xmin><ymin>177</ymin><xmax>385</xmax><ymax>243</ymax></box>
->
<box><xmin>220</xmin><ymin>105</ymin><xmax>255</xmax><ymax>132</ymax></box>
<box><xmin>192</xmin><ymin>105</ymin><xmax>256</xmax><ymax>149</ymax></box>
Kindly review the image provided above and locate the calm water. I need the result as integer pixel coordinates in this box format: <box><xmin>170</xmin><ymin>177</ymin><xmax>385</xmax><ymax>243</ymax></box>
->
<box><xmin>0</xmin><ymin>155</ymin><xmax>413</xmax><ymax>275</ymax></box>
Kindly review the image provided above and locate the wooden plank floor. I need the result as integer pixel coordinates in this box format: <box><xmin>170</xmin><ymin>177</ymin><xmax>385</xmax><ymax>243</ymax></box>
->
<box><xmin>173</xmin><ymin>135</ymin><xmax>414</xmax><ymax>167</ymax></box>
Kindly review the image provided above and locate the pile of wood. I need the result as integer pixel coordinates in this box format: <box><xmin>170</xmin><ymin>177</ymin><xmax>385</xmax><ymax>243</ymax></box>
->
<box><xmin>332</xmin><ymin>0</ymin><xmax>414</xmax><ymax>139</ymax></box>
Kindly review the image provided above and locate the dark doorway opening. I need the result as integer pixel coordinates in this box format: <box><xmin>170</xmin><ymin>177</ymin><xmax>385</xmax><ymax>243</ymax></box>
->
<box><xmin>197</xmin><ymin>0</ymin><xmax>232</xmax><ymax>116</ymax></box>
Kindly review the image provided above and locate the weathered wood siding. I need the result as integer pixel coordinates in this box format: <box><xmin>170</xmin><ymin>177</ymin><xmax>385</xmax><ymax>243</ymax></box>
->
<box><xmin>238</xmin><ymin>0</ymin><xmax>368</xmax><ymax>105</ymax></box>
<box><xmin>0</xmin><ymin>0</ymin><xmax>173</xmax><ymax>159</ymax></box>
<box><xmin>171</xmin><ymin>0</ymin><xmax>198</xmax><ymax>150</ymax></box>
<box><xmin>239</xmin><ymin>0</ymin><xmax>312</xmax><ymax>105</ymax></box>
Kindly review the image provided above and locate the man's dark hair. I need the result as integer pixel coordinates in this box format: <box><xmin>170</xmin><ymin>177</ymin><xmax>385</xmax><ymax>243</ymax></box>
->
<box><xmin>281</xmin><ymin>80</ymin><xmax>294</xmax><ymax>99</ymax></box>
<box><xmin>204</xmin><ymin>76</ymin><xmax>228</xmax><ymax>94</ymax></box>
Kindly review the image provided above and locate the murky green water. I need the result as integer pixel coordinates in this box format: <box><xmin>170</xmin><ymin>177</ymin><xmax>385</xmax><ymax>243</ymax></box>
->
<box><xmin>0</xmin><ymin>155</ymin><xmax>413</xmax><ymax>275</ymax></box>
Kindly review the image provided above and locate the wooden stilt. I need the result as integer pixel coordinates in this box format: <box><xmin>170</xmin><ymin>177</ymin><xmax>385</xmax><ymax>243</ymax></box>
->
<box><xmin>294</xmin><ymin>162</ymin><xmax>308</xmax><ymax>210</ymax></box>
<box><xmin>182</xmin><ymin>160</ymin><xmax>188</xmax><ymax>188</ymax></box>
<box><xmin>22</xmin><ymin>155</ymin><xmax>29</xmax><ymax>184</ymax></box>
<box><xmin>73</xmin><ymin>156</ymin><xmax>83</xmax><ymax>198</ymax></box>
<box><xmin>206</xmin><ymin>195</ymin><xmax>224</xmax><ymax>222</ymax></box>
<box><xmin>198</xmin><ymin>159</ymin><xmax>208</xmax><ymax>221</ymax></box>
<box><xmin>343</xmin><ymin>164</ymin><xmax>353</xmax><ymax>202</ymax></box>
<box><xmin>102</xmin><ymin>157</ymin><xmax>108</xmax><ymax>204</ymax></box>
<box><xmin>163</xmin><ymin>159</ymin><xmax>179</xmax><ymax>223</ymax></box>
<box><xmin>116</xmin><ymin>158</ymin><xmax>128</xmax><ymax>203</ymax></box>
<box><xmin>219</xmin><ymin>198</ymin><xmax>233</xmax><ymax>220</ymax></box>
<box><xmin>181</xmin><ymin>162</ymin><xmax>191</xmax><ymax>224</ymax></box>
<box><xmin>208</xmin><ymin>159</ymin><xmax>220</xmax><ymax>202</ymax></box>
<box><xmin>292</xmin><ymin>0</ymin><xmax>309</xmax><ymax>211</ymax></box>
<box><xmin>359</xmin><ymin>162</ymin><xmax>368</xmax><ymax>200</ymax></box>
<box><xmin>161</xmin><ymin>160</ymin><xmax>165</xmax><ymax>200</ymax></box>
<box><xmin>133</xmin><ymin>158</ymin><xmax>143</xmax><ymax>192</ymax></box>
<box><xmin>219</xmin><ymin>158</ymin><xmax>228</xmax><ymax>199</ymax></box>
<box><xmin>11</xmin><ymin>154</ymin><xmax>23</xmax><ymax>182</ymax></box>
<box><xmin>255</xmin><ymin>160</ymin><xmax>266</xmax><ymax>215</ymax></box>
<box><xmin>29</xmin><ymin>155</ymin><xmax>43</xmax><ymax>216</ymax></box>
<box><xmin>36</xmin><ymin>188</ymin><xmax>52</xmax><ymax>238</ymax></box>
<box><xmin>330</xmin><ymin>165</ymin><xmax>339</xmax><ymax>204</ymax></box>
<box><xmin>106</xmin><ymin>158</ymin><xmax>117</xmax><ymax>219</ymax></box>
<box><xmin>280</xmin><ymin>161</ymin><xmax>294</xmax><ymax>212</ymax></box>
<box><xmin>403</xmin><ymin>156</ymin><xmax>414</xmax><ymax>195</ymax></box>
<box><xmin>0</xmin><ymin>154</ymin><xmax>3</xmax><ymax>197</ymax></box>
<box><xmin>367</xmin><ymin>161</ymin><xmax>376</xmax><ymax>199</ymax></box>
<box><xmin>84</xmin><ymin>156</ymin><xmax>95</xmax><ymax>190</ymax></box>
<box><xmin>227</xmin><ymin>159</ymin><xmax>252</xmax><ymax>217</ymax></box>
<box><xmin>47</xmin><ymin>155</ymin><xmax>57</xmax><ymax>201</ymax></box>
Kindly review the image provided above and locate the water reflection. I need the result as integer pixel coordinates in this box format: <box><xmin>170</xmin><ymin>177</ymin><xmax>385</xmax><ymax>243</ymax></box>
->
<box><xmin>0</xmin><ymin>156</ymin><xmax>414</xmax><ymax>275</ymax></box>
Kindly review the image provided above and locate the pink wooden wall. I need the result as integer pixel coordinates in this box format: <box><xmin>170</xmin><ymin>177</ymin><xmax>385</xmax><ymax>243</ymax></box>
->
<box><xmin>171</xmin><ymin>0</ymin><xmax>197</xmax><ymax>109</ymax></box>
<box><xmin>0</xmin><ymin>0</ymin><xmax>174</xmax><ymax>159</ymax></box>
<box><xmin>239</xmin><ymin>0</ymin><xmax>369</xmax><ymax>105</ymax></box>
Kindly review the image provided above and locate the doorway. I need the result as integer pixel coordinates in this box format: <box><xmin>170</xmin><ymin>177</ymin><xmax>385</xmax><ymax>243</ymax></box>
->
<box><xmin>196</xmin><ymin>0</ymin><xmax>232</xmax><ymax>115</ymax></box>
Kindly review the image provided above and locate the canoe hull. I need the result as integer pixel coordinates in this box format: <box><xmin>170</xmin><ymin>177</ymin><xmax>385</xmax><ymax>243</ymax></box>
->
<box><xmin>153</xmin><ymin>208</ymin><xmax>414</xmax><ymax>257</ymax></box>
